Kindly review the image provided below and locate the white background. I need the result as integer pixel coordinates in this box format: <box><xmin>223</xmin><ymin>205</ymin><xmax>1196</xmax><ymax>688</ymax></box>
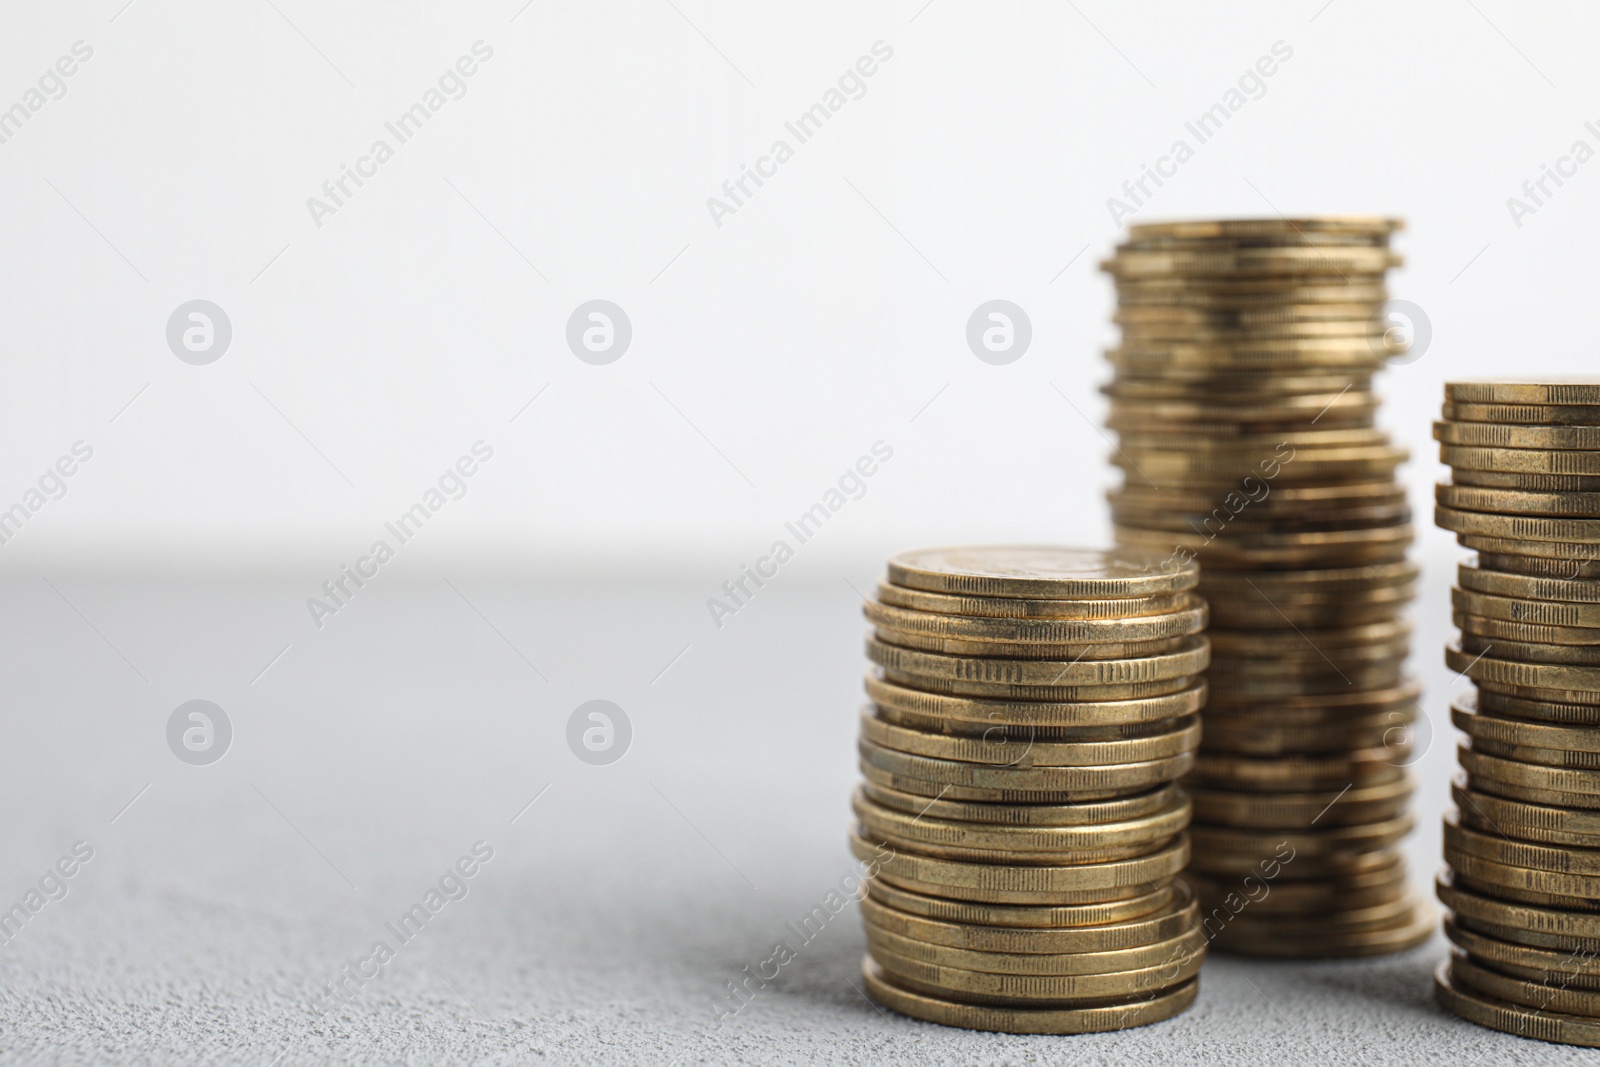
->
<box><xmin>2</xmin><ymin>0</ymin><xmax>1596</xmax><ymax>579</ymax></box>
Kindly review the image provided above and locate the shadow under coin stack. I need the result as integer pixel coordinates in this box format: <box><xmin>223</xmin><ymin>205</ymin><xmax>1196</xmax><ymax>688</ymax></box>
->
<box><xmin>1432</xmin><ymin>379</ymin><xmax>1600</xmax><ymax>1048</ymax></box>
<box><xmin>851</xmin><ymin>546</ymin><xmax>1209</xmax><ymax>1034</ymax></box>
<box><xmin>1100</xmin><ymin>217</ymin><xmax>1433</xmax><ymax>957</ymax></box>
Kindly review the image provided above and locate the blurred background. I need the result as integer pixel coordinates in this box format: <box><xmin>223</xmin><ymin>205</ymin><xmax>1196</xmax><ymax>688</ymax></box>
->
<box><xmin>3</xmin><ymin>1</ymin><xmax>1600</xmax><ymax>1062</ymax></box>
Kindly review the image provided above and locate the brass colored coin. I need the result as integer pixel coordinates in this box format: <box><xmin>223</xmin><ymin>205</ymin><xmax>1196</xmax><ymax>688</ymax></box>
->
<box><xmin>1467</xmin><ymin>735</ymin><xmax>1600</xmax><ymax>771</ymax></box>
<box><xmin>859</xmin><ymin>709</ymin><xmax>1200</xmax><ymax>768</ymax></box>
<box><xmin>1462</xmin><ymin>769</ymin><xmax>1600</xmax><ymax>815</ymax></box>
<box><xmin>1454</xmin><ymin>611</ymin><xmax>1600</xmax><ymax>650</ymax></box>
<box><xmin>1213</xmin><ymin>901</ymin><xmax>1434</xmax><ymax>958</ymax></box>
<box><xmin>1453</xmin><ymin>468</ymin><xmax>1600</xmax><ymax>493</ymax></box>
<box><xmin>871</xmin><ymin>626</ymin><xmax>1187</xmax><ymax>660</ymax></box>
<box><xmin>1447</xmin><ymin>640</ymin><xmax>1600</xmax><ymax>692</ymax></box>
<box><xmin>1104</xmin><ymin>371</ymin><xmax>1376</xmax><ymax>398</ymax></box>
<box><xmin>1459</xmin><ymin>534</ymin><xmax>1600</xmax><ymax>562</ymax></box>
<box><xmin>1190</xmin><ymin>815</ymin><xmax>1413</xmax><ymax>857</ymax></box>
<box><xmin>1443</xmin><ymin>401</ymin><xmax>1600</xmax><ymax>426</ymax></box>
<box><xmin>861</xmin><ymin>957</ymin><xmax>1200</xmax><ymax>1034</ymax></box>
<box><xmin>886</xmin><ymin>546</ymin><xmax>1196</xmax><ymax>599</ymax></box>
<box><xmin>1108</xmin><ymin>349</ymin><xmax>1387</xmax><ymax>375</ymax></box>
<box><xmin>1112</xmin><ymin>483</ymin><xmax>1407</xmax><ymax>518</ymax></box>
<box><xmin>1461</xmin><ymin>632</ymin><xmax>1600</xmax><ymax>669</ymax></box>
<box><xmin>1113</xmin><ymin>284</ymin><xmax>1390</xmax><ymax>309</ymax></box>
<box><xmin>1200</xmin><ymin>709</ymin><xmax>1411</xmax><ymax>756</ymax></box>
<box><xmin>1104</xmin><ymin>247</ymin><xmax>1400</xmax><ymax>277</ymax></box>
<box><xmin>851</xmin><ymin>787</ymin><xmax>1191</xmax><ymax>853</ymax></box>
<box><xmin>859</xmin><ymin>779</ymin><xmax>1181</xmax><ymax>828</ymax></box>
<box><xmin>1191</xmin><ymin>845</ymin><xmax>1410</xmax><ymax>881</ymax></box>
<box><xmin>1115</xmin><ymin>524</ymin><xmax>1414</xmax><ymax>568</ymax></box>
<box><xmin>849</xmin><ymin>830</ymin><xmax>1190</xmax><ymax>901</ymax></box>
<box><xmin>864</xmin><ymin>672</ymin><xmax>1207</xmax><ymax>728</ymax></box>
<box><xmin>1438</xmin><ymin>505</ymin><xmax>1600</xmax><ymax>544</ymax></box>
<box><xmin>1118</xmin><ymin>427</ymin><xmax>1387</xmax><ymax>451</ymax></box>
<box><xmin>1438</xmin><ymin>868</ymin><xmax>1600</xmax><ymax>940</ymax></box>
<box><xmin>1444</xmin><ymin>844</ymin><xmax>1600</xmax><ymax>900</ymax></box>
<box><xmin>1435</xmin><ymin>957</ymin><xmax>1600</xmax><ymax>1047</ymax></box>
<box><xmin>1206</xmin><ymin>636</ymin><xmax>1411</xmax><ymax>670</ymax></box>
<box><xmin>1451</xmin><ymin>700</ymin><xmax>1600</xmax><ymax>754</ymax></box>
<box><xmin>874</xmin><ymin>582</ymin><xmax>1189</xmax><ymax>620</ymax></box>
<box><xmin>864</xmin><ymin>878</ymin><xmax>1176</xmax><ymax>929</ymax></box>
<box><xmin>858</xmin><ymin>739</ymin><xmax>1193</xmax><ymax>794</ymax></box>
<box><xmin>1447</xmin><ymin>952</ymin><xmax>1600</xmax><ymax>1023</ymax></box>
<box><xmin>1458</xmin><ymin>742</ymin><xmax>1600</xmax><ymax>797</ymax></box>
<box><xmin>1442</xmin><ymin>482</ymin><xmax>1600</xmax><ymax>519</ymax></box>
<box><xmin>1126</xmin><ymin>217</ymin><xmax>1402</xmax><ymax>241</ymax></box>
<box><xmin>878</xmin><ymin>666</ymin><xmax>1199</xmax><ymax>702</ymax></box>
<box><xmin>867</xmin><ymin>831</ymin><xmax>1159</xmax><ymax>868</ymax></box>
<box><xmin>868</xmin><ymin>940</ymin><xmax>1204</xmax><ymax>1003</ymax></box>
<box><xmin>864</xmin><ymin>597</ymin><xmax>1208</xmax><ymax>643</ymax></box>
<box><xmin>1190</xmin><ymin>748</ymin><xmax>1405</xmax><ymax>792</ymax></box>
<box><xmin>1114</xmin><ymin>302</ymin><xmax>1383</xmax><ymax>325</ymax></box>
<box><xmin>1436</xmin><ymin>420</ymin><xmax>1600</xmax><ymax>450</ymax></box>
<box><xmin>1440</xmin><ymin>444</ymin><xmax>1600</xmax><ymax>475</ymax></box>
<box><xmin>1187</xmin><ymin>777</ymin><xmax>1414</xmax><ymax>829</ymax></box>
<box><xmin>1111</xmin><ymin>503</ymin><xmax>1413</xmax><ymax>535</ymax></box>
<box><xmin>860</xmin><ymin>883</ymin><xmax>1198</xmax><ymax>954</ymax></box>
<box><xmin>1200</xmin><ymin>680</ymin><xmax>1420</xmax><ymax>720</ymax></box>
<box><xmin>1106</xmin><ymin>391</ymin><xmax>1378</xmax><ymax>424</ymax></box>
<box><xmin>1451</xmin><ymin>910</ymin><xmax>1600</xmax><ymax>955</ymax></box>
<box><xmin>1475</xmin><ymin>550</ymin><xmax>1600</xmax><ymax>579</ymax></box>
<box><xmin>1445</xmin><ymin>380</ymin><xmax>1600</xmax><ymax>406</ymax></box>
<box><xmin>1183</xmin><ymin>859</ymin><xmax>1405</xmax><ymax>917</ymax></box>
<box><xmin>866</xmin><ymin>635</ymin><xmax>1210</xmax><ymax>687</ymax></box>
<box><xmin>1458</xmin><ymin>561</ymin><xmax>1600</xmax><ymax>603</ymax></box>
<box><xmin>1474</xmin><ymin>687</ymin><xmax>1600</xmax><ymax>727</ymax></box>
<box><xmin>864</xmin><ymin>924</ymin><xmax>1207</xmax><ymax>977</ymax></box>
<box><xmin>1445</xmin><ymin>916</ymin><xmax>1600</xmax><ymax>981</ymax></box>
<box><xmin>859</xmin><ymin>762</ymin><xmax>1145</xmax><ymax>805</ymax></box>
<box><xmin>1213</xmin><ymin>894</ymin><xmax>1418</xmax><ymax>934</ymax></box>
<box><xmin>1206</xmin><ymin>666</ymin><xmax>1408</xmax><ymax>703</ymax></box>
<box><xmin>1205</xmin><ymin>620</ymin><xmax>1411</xmax><ymax>655</ymax></box>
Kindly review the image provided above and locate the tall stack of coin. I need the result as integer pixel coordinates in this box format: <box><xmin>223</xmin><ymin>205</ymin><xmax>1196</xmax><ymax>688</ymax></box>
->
<box><xmin>853</xmin><ymin>546</ymin><xmax>1208</xmax><ymax>1034</ymax></box>
<box><xmin>1099</xmin><ymin>218</ymin><xmax>1432</xmax><ymax>957</ymax></box>
<box><xmin>1432</xmin><ymin>379</ymin><xmax>1600</xmax><ymax>1047</ymax></box>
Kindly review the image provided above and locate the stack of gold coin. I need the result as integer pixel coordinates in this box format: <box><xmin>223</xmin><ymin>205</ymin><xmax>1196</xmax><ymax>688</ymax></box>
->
<box><xmin>1099</xmin><ymin>217</ymin><xmax>1433</xmax><ymax>958</ymax></box>
<box><xmin>853</xmin><ymin>546</ymin><xmax>1208</xmax><ymax>1034</ymax></box>
<box><xmin>1432</xmin><ymin>379</ymin><xmax>1600</xmax><ymax>1047</ymax></box>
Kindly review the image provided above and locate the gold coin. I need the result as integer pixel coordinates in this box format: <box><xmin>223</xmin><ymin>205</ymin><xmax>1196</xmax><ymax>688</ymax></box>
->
<box><xmin>874</xmin><ymin>582</ymin><xmax>1189</xmax><ymax>620</ymax></box>
<box><xmin>1446</xmin><ymin>380</ymin><xmax>1600</xmax><ymax>406</ymax></box>
<box><xmin>851</xmin><ymin>787</ymin><xmax>1191</xmax><ymax>853</ymax></box>
<box><xmin>1474</xmin><ymin>686</ymin><xmax>1600</xmax><ymax>727</ymax></box>
<box><xmin>1114</xmin><ymin>303</ymin><xmax>1383</xmax><ymax>327</ymax></box>
<box><xmin>1438</xmin><ymin>505</ymin><xmax>1600</xmax><ymax>543</ymax></box>
<box><xmin>870</xmin><ymin>626</ymin><xmax>1188</xmax><ymax>660</ymax></box>
<box><xmin>864</xmin><ymin>672</ymin><xmax>1207</xmax><ymax>728</ymax></box>
<box><xmin>1199</xmin><ymin>559</ymin><xmax>1419</xmax><ymax>592</ymax></box>
<box><xmin>861</xmin><ymin>957</ymin><xmax>1200</xmax><ymax>1034</ymax></box>
<box><xmin>1108</xmin><ymin>393</ymin><xmax>1379</xmax><ymax>425</ymax></box>
<box><xmin>1447</xmin><ymin>951</ymin><xmax>1600</xmax><ymax>1023</ymax></box>
<box><xmin>1206</xmin><ymin>665</ymin><xmax>1408</xmax><ymax>702</ymax></box>
<box><xmin>1118</xmin><ymin>427</ymin><xmax>1387</xmax><ymax>451</ymax></box>
<box><xmin>858</xmin><ymin>739</ymin><xmax>1193</xmax><ymax>794</ymax></box>
<box><xmin>1458</xmin><ymin>561</ymin><xmax>1600</xmax><ymax>603</ymax></box>
<box><xmin>1454</xmin><ymin>468</ymin><xmax>1600</xmax><ymax>492</ymax></box>
<box><xmin>1189</xmin><ymin>748</ymin><xmax>1404</xmax><ymax>792</ymax></box>
<box><xmin>1444</xmin><ymin>845</ymin><xmax>1600</xmax><ymax>900</ymax></box>
<box><xmin>1462</xmin><ymin>769</ymin><xmax>1600</xmax><ymax>815</ymax></box>
<box><xmin>1477</xmin><ymin>676</ymin><xmax>1600</xmax><ymax>708</ymax></box>
<box><xmin>1127</xmin><ymin>217</ymin><xmax>1402</xmax><ymax>241</ymax></box>
<box><xmin>877</xmin><ymin>667</ymin><xmax>1199</xmax><ymax>702</ymax></box>
<box><xmin>1212</xmin><ymin>900</ymin><xmax>1433</xmax><ymax>958</ymax></box>
<box><xmin>1435</xmin><ymin>957</ymin><xmax>1600</xmax><ymax>1047</ymax></box>
<box><xmin>1190</xmin><ymin>815</ymin><xmax>1413</xmax><ymax>857</ymax></box>
<box><xmin>1200</xmin><ymin>709</ymin><xmax>1410</xmax><ymax>756</ymax></box>
<box><xmin>1443</xmin><ymin>401</ymin><xmax>1600</xmax><ymax>426</ymax></box>
<box><xmin>885</xmin><ymin>546</ymin><xmax>1197</xmax><ymax>599</ymax></box>
<box><xmin>860</xmin><ymin>762</ymin><xmax>1146</xmax><ymax>805</ymax></box>
<box><xmin>1115</xmin><ymin>524</ymin><xmax>1414</xmax><ymax>567</ymax></box>
<box><xmin>868</xmin><ymin>940</ymin><xmax>1204</xmax><ymax>1002</ymax></box>
<box><xmin>866</xmin><ymin>831</ymin><xmax>1160</xmax><ymax>868</ymax></box>
<box><xmin>1458</xmin><ymin>742</ymin><xmax>1600</xmax><ymax>798</ymax></box>
<box><xmin>1465</xmin><ymin>735</ymin><xmax>1600</xmax><ymax>771</ymax></box>
<box><xmin>859</xmin><ymin>709</ymin><xmax>1200</xmax><ymax>769</ymax></box>
<box><xmin>866</xmin><ymin>635</ymin><xmax>1209</xmax><ymax>687</ymax></box>
<box><xmin>1461</xmin><ymin>632</ymin><xmax>1600</xmax><ymax>670</ymax></box>
<box><xmin>864</xmin><ymin>878</ymin><xmax>1175</xmax><ymax>929</ymax></box>
<box><xmin>1447</xmin><ymin>640</ymin><xmax>1600</xmax><ymax>692</ymax></box>
<box><xmin>1454</xmin><ymin>610</ymin><xmax>1600</xmax><ymax>650</ymax></box>
<box><xmin>1104</xmin><ymin>247</ymin><xmax>1400</xmax><ymax>276</ymax></box>
<box><xmin>1111</xmin><ymin>483</ymin><xmax>1407</xmax><ymax>518</ymax></box>
<box><xmin>1442</xmin><ymin>483</ymin><xmax>1600</xmax><ymax>519</ymax></box>
<box><xmin>1191</xmin><ymin>845</ymin><xmax>1409</xmax><ymax>881</ymax></box>
<box><xmin>1445</xmin><ymin>915</ymin><xmax>1600</xmax><ymax>979</ymax></box>
<box><xmin>1104</xmin><ymin>371</ymin><xmax>1376</xmax><ymax>398</ymax></box>
<box><xmin>863</xmin><ymin>597</ymin><xmax>1208</xmax><ymax>644</ymax></box>
<box><xmin>1436</xmin><ymin>420</ymin><xmax>1600</xmax><ymax>450</ymax></box>
<box><xmin>1182</xmin><ymin>858</ymin><xmax>1406</xmax><ymax>916</ymax></box>
<box><xmin>1440</xmin><ymin>444</ymin><xmax>1600</xmax><ymax>475</ymax></box>
<box><xmin>865</xmin><ymin>924</ymin><xmax>1207</xmax><ymax>978</ymax></box>
<box><xmin>1187</xmin><ymin>777</ymin><xmax>1414</xmax><ymax>829</ymax></box>
<box><xmin>1438</xmin><ymin>867</ymin><xmax>1600</xmax><ymax>939</ymax></box>
<box><xmin>1203</xmin><ymin>680</ymin><xmax>1420</xmax><ymax>717</ymax></box>
<box><xmin>1452</xmin><ymin>699</ymin><xmax>1600</xmax><ymax>754</ymax></box>
<box><xmin>859</xmin><ymin>779</ymin><xmax>1180</xmax><ymax>828</ymax></box>
<box><xmin>861</xmin><ymin>883</ymin><xmax>1198</xmax><ymax>953</ymax></box>
<box><xmin>1475</xmin><ymin>550</ymin><xmax>1600</xmax><ymax>579</ymax></box>
<box><xmin>849</xmin><ymin>830</ymin><xmax>1189</xmax><ymax>901</ymax></box>
<box><xmin>1459</xmin><ymin>534</ymin><xmax>1600</xmax><ymax>563</ymax></box>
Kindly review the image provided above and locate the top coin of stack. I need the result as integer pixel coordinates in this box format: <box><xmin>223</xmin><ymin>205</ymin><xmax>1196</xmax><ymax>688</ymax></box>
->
<box><xmin>1432</xmin><ymin>379</ymin><xmax>1600</xmax><ymax>1048</ymax></box>
<box><xmin>1100</xmin><ymin>217</ymin><xmax>1433</xmax><ymax>958</ymax></box>
<box><xmin>853</xmin><ymin>546</ymin><xmax>1209</xmax><ymax>1035</ymax></box>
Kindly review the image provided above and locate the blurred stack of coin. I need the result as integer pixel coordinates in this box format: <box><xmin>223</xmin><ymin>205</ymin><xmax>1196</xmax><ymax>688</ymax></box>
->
<box><xmin>1432</xmin><ymin>379</ymin><xmax>1600</xmax><ymax>1047</ymax></box>
<box><xmin>1099</xmin><ymin>217</ymin><xmax>1433</xmax><ymax>958</ymax></box>
<box><xmin>853</xmin><ymin>546</ymin><xmax>1208</xmax><ymax>1034</ymax></box>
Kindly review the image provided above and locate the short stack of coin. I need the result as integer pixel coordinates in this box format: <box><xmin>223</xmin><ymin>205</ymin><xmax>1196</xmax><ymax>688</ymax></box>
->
<box><xmin>853</xmin><ymin>546</ymin><xmax>1208</xmax><ymax>1034</ymax></box>
<box><xmin>1099</xmin><ymin>217</ymin><xmax>1433</xmax><ymax>957</ymax></box>
<box><xmin>1432</xmin><ymin>379</ymin><xmax>1600</xmax><ymax>1047</ymax></box>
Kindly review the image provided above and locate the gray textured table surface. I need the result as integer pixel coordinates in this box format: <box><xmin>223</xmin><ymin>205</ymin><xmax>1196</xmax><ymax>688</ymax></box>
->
<box><xmin>0</xmin><ymin>570</ymin><xmax>1581</xmax><ymax>1064</ymax></box>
